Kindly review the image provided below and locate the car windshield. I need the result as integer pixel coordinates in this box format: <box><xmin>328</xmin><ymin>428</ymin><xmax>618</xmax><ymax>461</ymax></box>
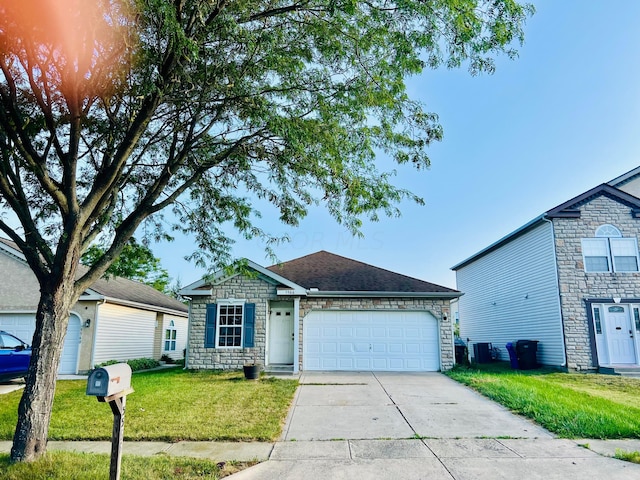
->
<box><xmin>0</xmin><ymin>333</ymin><xmax>24</xmax><ymax>349</ymax></box>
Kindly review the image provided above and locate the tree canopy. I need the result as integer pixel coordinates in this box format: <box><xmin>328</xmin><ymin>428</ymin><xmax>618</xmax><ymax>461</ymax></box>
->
<box><xmin>0</xmin><ymin>0</ymin><xmax>534</xmax><ymax>462</ymax></box>
<box><xmin>81</xmin><ymin>238</ymin><xmax>171</xmax><ymax>293</ymax></box>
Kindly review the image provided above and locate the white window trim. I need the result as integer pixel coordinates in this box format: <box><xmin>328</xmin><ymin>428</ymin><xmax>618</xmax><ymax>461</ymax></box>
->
<box><xmin>164</xmin><ymin>320</ymin><xmax>177</xmax><ymax>352</ymax></box>
<box><xmin>216</xmin><ymin>301</ymin><xmax>245</xmax><ymax>349</ymax></box>
<box><xmin>582</xmin><ymin>236</ymin><xmax>640</xmax><ymax>273</ymax></box>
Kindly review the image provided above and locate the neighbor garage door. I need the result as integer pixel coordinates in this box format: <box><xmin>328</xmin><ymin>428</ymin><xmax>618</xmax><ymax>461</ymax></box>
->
<box><xmin>303</xmin><ymin>310</ymin><xmax>440</xmax><ymax>371</ymax></box>
<box><xmin>0</xmin><ymin>312</ymin><xmax>81</xmax><ymax>374</ymax></box>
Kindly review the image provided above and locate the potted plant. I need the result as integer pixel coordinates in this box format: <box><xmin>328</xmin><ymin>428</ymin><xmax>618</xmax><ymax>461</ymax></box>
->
<box><xmin>243</xmin><ymin>348</ymin><xmax>260</xmax><ymax>380</ymax></box>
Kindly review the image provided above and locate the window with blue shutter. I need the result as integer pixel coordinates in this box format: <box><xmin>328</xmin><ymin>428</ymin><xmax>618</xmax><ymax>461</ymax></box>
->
<box><xmin>243</xmin><ymin>303</ymin><xmax>256</xmax><ymax>348</ymax></box>
<box><xmin>205</xmin><ymin>303</ymin><xmax>217</xmax><ymax>348</ymax></box>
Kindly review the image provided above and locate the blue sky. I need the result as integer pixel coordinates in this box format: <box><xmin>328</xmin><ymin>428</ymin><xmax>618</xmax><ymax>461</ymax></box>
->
<box><xmin>156</xmin><ymin>0</ymin><xmax>640</xmax><ymax>290</ymax></box>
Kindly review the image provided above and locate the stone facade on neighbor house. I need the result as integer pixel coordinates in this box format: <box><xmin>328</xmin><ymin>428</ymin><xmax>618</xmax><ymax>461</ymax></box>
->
<box><xmin>553</xmin><ymin>196</ymin><xmax>640</xmax><ymax>370</ymax></box>
<box><xmin>183</xmin><ymin>252</ymin><xmax>460</xmax><ymax>373</ymax></box>
<box><xmin>454</xmin><ymin>166</ymin><xmax>640</xmax><ymax>373</ymax></box>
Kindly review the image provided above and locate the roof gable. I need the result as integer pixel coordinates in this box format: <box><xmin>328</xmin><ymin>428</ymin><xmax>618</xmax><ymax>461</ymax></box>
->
<box><xmin>546</xmin><ymin>184</ymin><xmax>640</xmax><ymax>219</ymax></box>
<box><xmin>267</xmin><ymin>251</ymin><xmax>459</xmax><ymax>294</ymax></box>
<box><xmin>179</xmin><ymin>260</ymin><xmax>306</xmax><ymax>296</ymax></box>
<box><xmin>0</xmin><ymin>238</ymin><xmax>187</xmax><ymax>314</ymax></box>
<box><xmin>452</xmin><ymin>182</ymin><xmax>640</xmax><ymax>271</ymax></box>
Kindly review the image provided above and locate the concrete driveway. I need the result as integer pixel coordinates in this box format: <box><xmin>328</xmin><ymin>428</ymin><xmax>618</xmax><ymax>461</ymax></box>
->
<box><xmin>282</xmin><ymin>371</ymin><xmax>551</xmax><ymax>440</ymax></box>
<box><xmin>230</xmin><ymin>372</ymin><xmax>640</xmax><ymax>479</ymax></box>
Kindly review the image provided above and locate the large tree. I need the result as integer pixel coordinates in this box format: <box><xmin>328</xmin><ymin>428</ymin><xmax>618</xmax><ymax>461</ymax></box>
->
<box><xmin>0</xmin><ymin>0</ymin><xmax>533</xmax><ymax>462</ymax></box>
<box><xmin>81</xmin><ymin>237</ymin><xmax>171</xmax><ymax>293</ymax></box>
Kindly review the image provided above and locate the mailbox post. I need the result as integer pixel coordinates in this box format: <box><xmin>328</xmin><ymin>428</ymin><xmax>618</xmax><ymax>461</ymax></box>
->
<box><xmin>87</xmin><ymin>364</ymin><xmax>134</xmax><ymax>480</ymax></box>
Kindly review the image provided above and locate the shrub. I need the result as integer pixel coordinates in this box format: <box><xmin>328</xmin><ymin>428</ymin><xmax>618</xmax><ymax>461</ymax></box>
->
<box><xmin>160</xmin><ymin>354</ymin><xmax>175</xmax><ymax>364</ymax></box>
<box><xmin>96</xmin><ymin>358</ymin><xmax>160</xmax><ymax>372</ymax></box>
<box><xmin>126</xmin><ymin>358</ymin><xmax>160</xmax><ymax>371</ymax></box>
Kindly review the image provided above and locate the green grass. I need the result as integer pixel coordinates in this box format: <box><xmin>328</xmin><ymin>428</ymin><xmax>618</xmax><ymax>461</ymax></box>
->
<box><xmin>615</xmin><ymin>449</ymin><xmax>640</xmax><ymax>464</ymax></box>
<box><xmin>446</xmin><ymin>363</ymin><xmax>640</xmax><ymax>439</ymax></box>
<box><xmin>0</xmin><ymin>451</ymin><xmax>254</xmax><ymax>479</ymax></box>
<box><xmin>0</xmin><ymin>369</ymin><xmax>298</xmax><ymax>441</ymax></box>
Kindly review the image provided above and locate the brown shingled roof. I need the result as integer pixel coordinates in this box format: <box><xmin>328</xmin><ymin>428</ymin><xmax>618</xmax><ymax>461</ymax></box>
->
<box><xmin>267</xmin><ymin>251</ymin><xmax>458</xmax><ymax>293</ymax></box>
<box><xmin>0</xmin><ymin>238</ymin><xmax>186</xmax><ymax>313</ymax></box>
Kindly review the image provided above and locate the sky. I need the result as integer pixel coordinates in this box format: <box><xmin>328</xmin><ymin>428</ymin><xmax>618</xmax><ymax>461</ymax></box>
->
<box><xmin>151</xmin><ymin>0</ymin><xmax>640</xmax><ymax>290</ymax></box>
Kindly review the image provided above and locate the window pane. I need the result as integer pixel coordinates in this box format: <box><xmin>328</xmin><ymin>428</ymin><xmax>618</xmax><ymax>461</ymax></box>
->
<box><xmin>582</xmin><ymin>238</ymin><xmax>609</xmax><ymax>256</ymax></box>
<box><xmin>165</xmin><ymin>340</ymin><xmax>170</xmax><ymax>350</ymax></box>
<box><xmin>593</xmin><ymin>307</ymin><xmax>602</xmax><ymax>334</ymax></box>
<box><xmin>165</xmin><ymin>330</ymin><xmax>171</xmax><ymax>339</ymax></box>
<box><xmin>585</xmin><ymin>256</ymin><xmax>609</xmax><ymax>272</ymax></box>
<box><xmin>634</xmin><ymin>308</ymin><xmax>640</xmax><ymax>332</ymax></box>
<box><xmin>171</xmin><ymin>331</ymin><xmax>177</xmax><ymax>340</ymax></box>
<box><xmin>614</xmin><ymin>256</ymin><xmax>639</xmax><ymax>272</ymax></box>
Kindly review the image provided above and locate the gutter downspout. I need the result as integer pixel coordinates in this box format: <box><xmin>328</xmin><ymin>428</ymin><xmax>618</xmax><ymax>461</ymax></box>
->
<box><xmin>542</xmin><ymin>216</ymin><xmax>568</xmax><ymax>367</ymax></box>
<box><xmin>183</xmin><ymin>296</ymin><xmax>192</xmax><ymax>370</ymax></box>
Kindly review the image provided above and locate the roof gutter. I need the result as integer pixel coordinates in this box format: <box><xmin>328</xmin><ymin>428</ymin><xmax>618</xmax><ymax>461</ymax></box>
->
<box><xmin>304</xmin><ymin>290</ymin><xmax>462</xmax><ymax>299</ymax></box>
<box><xmin>100</xmin><ymin>296</ymin><xmax>188</xmax><ymax>317</ymax></box>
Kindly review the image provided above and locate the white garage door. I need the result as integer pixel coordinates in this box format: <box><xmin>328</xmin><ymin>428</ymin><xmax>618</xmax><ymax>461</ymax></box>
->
<box><xmin>0</xmin><ymin>312</ymin><xmax>81</xmax><ymax>374</ymax></box>
<box><xmin>304</xmin><ymin>310</ymin><xmax>440</xmax><ymax>371</ymax></box>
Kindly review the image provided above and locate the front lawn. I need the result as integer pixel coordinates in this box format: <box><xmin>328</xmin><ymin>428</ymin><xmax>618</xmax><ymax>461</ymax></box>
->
<box><xmin>446</xmin><ymin>363</ymin><xmax>640</xmax><ymax>439</ymax></box>
<box><xmin>0</xmin><ymin>451</ymin><xmax>254</xmax><ymax>479</ymax></box>
<box><xmin>0</xmin><ymin>369</ymin><xmax>298</xmax><ymax>441</ymax></box>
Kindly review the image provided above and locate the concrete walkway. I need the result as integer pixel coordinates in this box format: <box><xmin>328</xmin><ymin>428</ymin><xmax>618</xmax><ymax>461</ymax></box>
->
<box><xmin>1</xmin><ymin>372</ymin><xmax>640</xmax><ymax>479</ymax></box>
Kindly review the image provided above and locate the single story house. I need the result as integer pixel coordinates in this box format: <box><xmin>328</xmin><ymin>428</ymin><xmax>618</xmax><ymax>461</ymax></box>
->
<box><xmin>452</xmin><ymin>166</ymin><xmax>640</xmax><ymax>373</ymax></box>
<box><xmin>0</xmin><ymin>238</ymin><xmax>188</xmax><ymax>374</ymax></box>
<box><xmin>180</xmin><ymin>251</ymin><xmax>461</xmax><ymax>373</ymax></box>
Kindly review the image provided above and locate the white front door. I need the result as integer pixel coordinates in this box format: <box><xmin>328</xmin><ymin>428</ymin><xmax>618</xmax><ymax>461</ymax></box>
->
<box><xmin>605</xmin><ymin>305</ymin><xmax>636</xmax><ymax>364</ymax></box>
<box><xmin>269</xmin><ymin>307</ymin><xmax>294</xmax><ymax>364</ymax></box>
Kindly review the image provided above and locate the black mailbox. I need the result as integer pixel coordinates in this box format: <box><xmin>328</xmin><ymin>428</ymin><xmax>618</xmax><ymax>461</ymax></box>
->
<box><xmin>86</xmin><ymin>363</ymin><xmax>132</xmax><ymax>397</ymax></box>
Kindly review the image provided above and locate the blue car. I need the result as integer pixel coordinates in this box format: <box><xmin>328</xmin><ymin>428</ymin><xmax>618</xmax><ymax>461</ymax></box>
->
<box><xmin>0</xmin><ymin>331</ymin><xmax>31</xmax><ymax>382</ymax></box>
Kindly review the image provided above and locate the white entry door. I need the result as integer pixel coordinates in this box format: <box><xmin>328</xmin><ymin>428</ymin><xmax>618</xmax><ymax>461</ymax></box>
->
<box><xmin>269</xmin><ymin>307</ymin><xmax>294</xmax><ymax>364</ymax></box>
<box><xmin>606</xmin><ymin>305</ymin><xmax>636</xmax><ymax>364</ymax></box>
<box><xmin>58</xmin><ymin>315</ymin><xmax>81</xmax><ymax>374</ymax></box>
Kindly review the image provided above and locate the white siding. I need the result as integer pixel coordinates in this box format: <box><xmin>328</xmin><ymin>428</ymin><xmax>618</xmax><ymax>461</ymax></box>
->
<box><xmin>93</xmin><ymin>303</ymin><xmax>156</xmax><ymax>364</ymax></box>
<box><xmin>162</xmin><ymin>314</ymin><xmax>188</xmax><ymax>361</ymax></box>
<box><xmin>456</xmin><ymin>221</ymin><xmax>566</xmax><ymax>366</ymax></box>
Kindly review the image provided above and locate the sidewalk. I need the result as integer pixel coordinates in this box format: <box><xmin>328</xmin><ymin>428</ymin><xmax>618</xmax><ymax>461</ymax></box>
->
<box><xmin>0</xmin><ymin>438</ymin><xmax>639</xmax><ymax>463</ymax></box>
<box><xmin>0</xmin><ymin>440</ymin><xmax>274</xmax><ymax>461</ymax></box>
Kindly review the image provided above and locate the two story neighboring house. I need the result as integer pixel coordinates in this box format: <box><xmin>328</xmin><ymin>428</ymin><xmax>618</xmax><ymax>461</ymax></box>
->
<box><xmin>452</xmin><ymin>166</ymin><xmax>640</xmax><ymax>373</ymax></box>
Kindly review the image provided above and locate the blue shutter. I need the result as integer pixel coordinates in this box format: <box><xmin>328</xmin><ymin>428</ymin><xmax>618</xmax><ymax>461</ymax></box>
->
<box><xmin>243</xmin><ymin>303</ymin><xmax>256</xmax><ymax>348</ymax></box>
<box><xmin>205</xmin><ymin>304</ymin><xmax>217</xmax><ymax>348</ymax></box>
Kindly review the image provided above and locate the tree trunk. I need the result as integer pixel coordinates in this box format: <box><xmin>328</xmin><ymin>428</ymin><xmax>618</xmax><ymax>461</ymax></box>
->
<box><xmin>10</xmin><ymin>286</ymin><xmax>75</xmax><ymax>462</ymax></box>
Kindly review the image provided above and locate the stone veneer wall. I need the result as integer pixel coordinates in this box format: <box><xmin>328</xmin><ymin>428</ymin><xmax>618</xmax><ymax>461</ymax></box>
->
<box><xmin>298</xmin><ymin>297</ymin><xmax>454</xmax><ymax>371</ymax></box>
<box><xmin>187</xmin><ymin>275</ymin><xmax>278</xmax><ymax>370</ymax></box>
<box><xmin>187</xmin><ymin>275</ymin><xmax>455</xmax><ymax>371</ymax></box>
<box><xmin>553</xmin><ymin>196</ymin><xmax>640</xmax><ymax>371</ymax></box>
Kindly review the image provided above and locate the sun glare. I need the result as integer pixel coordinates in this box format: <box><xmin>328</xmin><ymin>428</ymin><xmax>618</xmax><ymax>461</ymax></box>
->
<box><xmin>0</xmin><ymin>0</ymin><xmax>134</xmax><ymax>103</ymax></box>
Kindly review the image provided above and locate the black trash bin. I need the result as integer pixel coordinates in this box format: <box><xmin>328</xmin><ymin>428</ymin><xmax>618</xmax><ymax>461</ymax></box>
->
<box><xmin>515</xmin><ymin>340</ymin><xmax>539</xmax><ymax>370</ymax></box>
<box><xmin>505</xmin><ymin>342</ymin><xmax>519</xmax><ymax>369</ymax></box>
<box><xmin>454</xmin><ymin>338</ymin><xmax>468</xmax><ymax>365</ymax></box>
<box><xmin>473</xmin><ymin>342</ymin><xmax>492</xmax><ymax>364</ymax></box>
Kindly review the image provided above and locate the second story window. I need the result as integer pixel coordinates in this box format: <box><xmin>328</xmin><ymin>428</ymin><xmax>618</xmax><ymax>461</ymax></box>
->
<box><xmin>581</xmin><ymin>224</ymin><xmax>639</xmax><ymax>273</ymax></box>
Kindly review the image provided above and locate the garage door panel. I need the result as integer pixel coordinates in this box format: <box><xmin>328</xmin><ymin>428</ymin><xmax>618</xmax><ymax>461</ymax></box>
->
<box><xmin>304</xmin><ymin>310</ymin><xmax>439</xmax><ymax>372</ymax></box>
<box><xmin>0</xmin><ymin>312</ymin><xmax>80</xmax><ymax>374</ymax></box>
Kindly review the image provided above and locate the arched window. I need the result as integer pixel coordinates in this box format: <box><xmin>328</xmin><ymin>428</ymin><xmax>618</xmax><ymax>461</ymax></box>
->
<box><xmin>582</xmin><ymin>224</ymin><xmax>639</xmax><ymax>272</ymax></box>
<box><xmin>595</xmin><ymin>224</ymin><xmax>622</xmax><ymax>238</ymax></box>
<box><xmin>164</xmin><ymin>320</ymin><xmax>177</xmax><ymax>351</ymax></box>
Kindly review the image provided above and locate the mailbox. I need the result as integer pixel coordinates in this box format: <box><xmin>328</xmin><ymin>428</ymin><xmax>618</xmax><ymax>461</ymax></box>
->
<box><xmin>86</xmin><ymin>363</ymin><xmax>132</xmax><ymax>397</ymax></box>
